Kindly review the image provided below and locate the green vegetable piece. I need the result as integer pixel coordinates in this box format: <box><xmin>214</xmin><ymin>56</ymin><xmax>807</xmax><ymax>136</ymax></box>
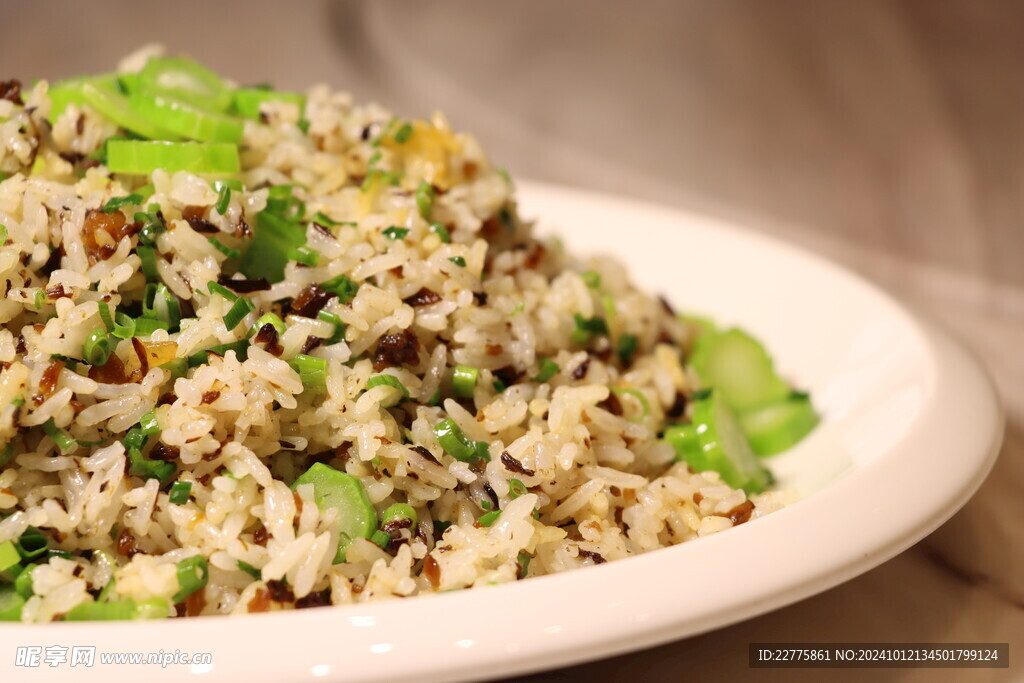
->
<box><xmin>517</xmin><ymin>551</ymin><xmax>531</xmax><ymax>579</ymax></box>
<box><xmin>393</xmin><ymin>122</ymin><xmax>413</xmax><ymax>144</ymax></box>
<box><xmin>42</xmin><ymin>419</ymin><xmax>77</xmax><ymax>454</ymax></box>
<box><xmin>0</xmin><ymin>585</ymin><xmax>26</xmax><ymax>621</ymax></box>
<box><xmin>134</xmin><ymin>597</ymin><xmax>169</xmax><ymax>619</ymax></box>
<box><xmin>186</xmin><ymin>340</ymin><xmax>249</xmax><ymax>367</ymax></box>
<box><xmin>106</xmin><ymin>140</ymin><xmax>240</xmax><ymax>175</ymax></box>
<box><xmin>168</xmin><ymin>481</ymin><xmax>192</xmax><ymax>505</ymax></box>
<box><xmin>173</xmin><ymin>555</ymin><xmax>208</xmax><ymax>603</ymax></box>
<box><xmin>80</xmin><ymin>79</ymin><xmax>179</xmax><ymax>140</ymax></box>
<box><xmin>365</xmin><ymin>374</ymin><xmax>409</xmax><ymax>406</ymax></box>
<box><xmin>252</xmin><ymin>312</ymin><xmax>286</xmax><ymax>337</ymax></box>
<box><xmin>666</xmin><ymin>390</ymin><xmax>773</xmax><ymax>494</ymax></box>
<box><xmin>214</xmin><ymin>184</ymin><xmax>231</xmax><ymax>214</ymax></box>
<box><xmin>142</xmin><ymin>282</ymin><xmax>181</xmax><ymax>331</ymax></box>
<box><xmin>47</xmin><ymin>73</ymin><xmax>120</xmax><ymax>122</ymax></box>
<box><xmin>581</xmin><ymin>270</ymin><xmax>601</xmax><ymax>289</ymax></box>
<box><xmin>432</xmin><ymin>419</ymin><xmax>487</xmax><ymax>462</ymax></box>
<box><xmin>232</xmin><ymin>88</ymin><xmax>306</xmax><ymax>120</ymax></box>
<box><xmin>208</xmin><ymin>237</ymin><xmax>239</xmax><ymax>259</ymax></box>
<box><xmin>102</xmin><ymin>193</ymin><xmax>144</xmax><ymax>213</ymax></box>
<box><xmin>236</xmin><ymin>560</ymin><xmax>261</xmax><ymax>579</ymax></box>
<box><xmin>291</xmin><ymin>463</ymin><xmax>377</xmax><ymax>563</ymax></box>
<box><xmin>508</xmin><ymin>479</ymin><xmax>527</xmax><ymax>499</ymax></box>
<box><xmin>130</xmin><ymin>90</ymin><xmax>244</xmax><ymax>143</ymax></box>
<box><xmin>138</xmin><ymin>56</ymin><xmax>233</xmax><ymax>112</ymax></box>
<box><xmin>533</xmin><ymin>358</ymin><xmax>560</xmax><ymax>383</ymax></box>
<box><xmin>65</xmin><ymin>599</ymin><xmax>139</xmax><ymax>621</ymax></box>
<box><xmin>0</xmin><ymin>540</ymin><xmax>20</xmax><ymax>574</ymax></box>
<box><xmin>14</xmin><ymin>528</ymin><xmax>47</xmax><ymax>562</ymax></box>
<box><xmin>738</xmin><ymin>394</ymin><xmax>820</xmax><ymax>456</ymax></box>
<box><xmin>382</xmin><ymin>226</ymin><xmax>409</xmax><ymax>240</ymax></box>
<box><xmin>370</xmin><ymin>529</ymin><xmax>391</xmax><ymax>549</ymax></box>
<box><xmin>688</xmin><ymin>327</ymin><xmax>791</xmax><ymax>415</ymax></box>
<box><xmin>617</xmin><ymin>333</ymin><xmax>638</xmax><ymax>364</ymax></box>
<box><xmin>288</xmin><ymin>354</ymin><xmax>328</xmax><ymax>393</ymax></box>
<box><xmin>239</xmin><ymin>210</ymin><xmax>305</xmax><ymax>283</ymax></box>
<box><xmin>571</xmin><ymin>314</ymin><xmax>608</xmax><ymax>344</ymax></box>
<box><xmin>222</xmin><ymin>296</ymin><xmax>255</xmax><ymax>331</ymax></box>
<box><xmin>127</xmin><ymin>446</ymin><xmax>176</xmax><ymax>483</ymax></box>
<box><xmin>448</xmin><ymin>256</ymin><xmax>466</xmax><ymax>267</ymax></box>
<box><xmin>138</xmin><ymin>245</ymin><xmax>160</xmax><ymax>279</ymax></box>
<box><xmin>83</xmin><ymin>327</ymin><xmax>112</xmax><ymax>366</ymax></box>
<box><xmin>320</xmin><ymin>273</ymin><xmax>359</xmax><ymax>303</ymax></box>
<box><xmin>13</xmin><ymin>566</ymin><xmax>33</xmax><ymax>598</ymax></box>
<box><xmin>452</xmin><ymin>365</ymin><xmax>479</xmax><ymax>398</ymax></box>
<box><xmin>428</xmin><ymin>222</ymin><xmax>450</xmax><ymax>243</ymax></box>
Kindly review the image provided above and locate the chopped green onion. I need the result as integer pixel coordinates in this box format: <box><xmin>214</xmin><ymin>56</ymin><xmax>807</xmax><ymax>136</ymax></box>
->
<box><xmin>366</xmin><ymin>374</ymin><xmax>410</xmax><ymax>405</ymax></box>
<box><xmin>164</xmin><ymin>357</ymin><xmax>188</xmax><ymax>380</ymax></box>
<box><xmin>432</xmin><ymin>419</ymin><xmax>488</xmax><ymax>463</ymax></box>
<box><xmin>370</xmin><ymin>529</ymin><xmax>391</xmax><ymax>549</ymax></box>
<box><xmin>83</xmin><ymin>327</ymin><xmax>112</xmax><ymax>366</ymax></box>
<box><xmin>611</xmin><ymin>387</ymin><xmax>651</xmax><ymax>419</ymax></box>
<box><xmin>311</xmin><ymin>212</ymin><xmax>355</xmax><ymax>228</ymax></box>
<box><xmin>393</xmin><ymin>122</ymin><xmax>413</xmax><ymax>144</ymax></box>
<box><xmin>252</xmin><ymin>312</ymin><xmax>286</xmax><ymax>336</ymax></box>
<box><xmin>13</xmin><ymin>567</ymin><xmax>33</xmax><ymax>598</ymax></box>
<box><xmin>127</xmin><ymin>446</ymin><xmax>176</xmax><ymax>483</ymax></box>
<box><xmin>138</xmin><ymin>411</ymin><xmax>160</xmax><ymax>436</ymax></box>
<box><xmin>381</xmin><ymin>503</ymin><xmax>417</xmax><ymax>528</ymax></box>
<box><xmin>168</xmin><ymin>481</ymin><xmax>192</xmax><ymax>505</ymax></box>
<box><xmin>239</xmin><ymin>210</ymin><xmax>305</xmax><ymax>283</ymax></box>
<box><xmin>186</xmin><ymin>340</ymin><xmax>249</xmax><ymax>367</ymax></box>
<box><xmin>123</xmin><ymin>428</ymin><xmax>148</xmax><ymax>451</ymax></box>
<box><xmin>288</xmin><ymin>354</ymin><xmax>328</xmax><ymax>392</ymax></box>
<box><xmin>428</xmin><ymin>222</ymin><xmax>450</xmax><ymax>243</ymax></box>
<box><xmin>448</xmin><ymin>256</ymin><xmax>466</xmax><ymax>267</ymax></box>
<box><xmin>137</xmin><ymin>245</ymin><xmax>160</xmax><ymax>279</ymax></box>
<box><xmin>534</xmin><ymin>358</ymin><xmax>560</xmax><ymax>383</ymax></box>
<box><xmin>427</xmin><ymin>389</ymin><xmax>442</xmax><ymax>406</ymax></box>
<box><xmin>509</xmin><ymin>301</ymin><xmax>525</xmax><ymax>317</ymax></box>
<box><xmin>135</xmin><ymin>209</ymin><xmax>166</xmax><ymax>246</ymax></box>
<box><xmin>106</xmin><ymin>140</ymin><xmax>240</xmax><ymax>175</ymax></box>
<box><xmin>139</xmin><ymin>56</ymin><xmax>233</xmax><ymax>112</ymax></box>
<box><xmin>0</xmin><ymin>224</ymin><xmax>7</xmax><ymax>245</ymax></box>
<box><xmin>141</xmin><ymin>283</ymin><xmax>181</xmax><ymax>331</ymax></box>
<box><xmin>42</xmin><ymin>419</ymin><xmax>76</xmax><ymax>454</ymax></box>
<box><xmin>214</xmin><ymin>183</ymin><xmax>231</xmax><ymax>214</ymax></box>
<box><xmin>571</xmin><ymin>313</ymin><xmax>608</xmax><ymax>344</ymax></box>
<box><xmin>517</xmin><ymin>551</ymin><xmax>531</xmax><ymax>579</ymax></box>
<box><xmin>492</xmin><ymin>379</ymin><xmax>507</xmax><ymax>393</ymax></box>
<box><xmin>382</xmin><ymin>226</ymin><xmax>409</xmax><ymax>240</ymax></box>
<box><xmin>433</xmin><ymin>520</ymin><xmax>452</xmax><ymax>537</ymax></box>
<box><xmin>480</xmin><ymin>499</ymin><xmax>492</xmax><ymax>511</ymax></box>
<box><xmin>172</xmin><ymin>555</ymin><xmax>208</xmax><ymax>603</ymax></box>
<box><xmin>222</xmin><ymin>296</ymin><xmax>255</xmax><ymax>331</ymax></box>
<box><xmin>317</xmin><ymin>310</ymin><xmax>346</xmax><ymax>343</ymax></box>
<box><xmin>15</xmin><ymin>528</ymin><xmax>47</xmax><ymax>562</ymax></box>
<box><xmin>206</xmin><ymin>280</ymin><xmax>239</xmax><ymax>301</ymax></box>
<box><xmin>509</xmin><ymin>479</ymin><xmax>527</xmax><ymax>499</ymax></box>
<box><xmin>65</xmin><ymin>599</ymin><xmax>139</xmax><ymax>621</ymax></box>
<box><xmin>213</xmin><ymin>178</ymin><xmax>243</xmax><ymax>192</ymax></box>
<box><xmin>47</xmin><ymin>549</ymin><xmax>73</xmax><ymax>560</ymax></box>
<box><xmin>320</xmin><ymin>273</ymin><xmax>359</xmax><ymax>303</ymax></box>
<box><xmin>0</xmin><ymin>541</ymin><xmax>20</xmax><ymax>574</ymax></box>
<box><xmin>581</xmin><ymin>270</ymin><xmax>601</xmax><ymax>289</ymax></box>
<box><xmin>236</xmin><ymin>560</ymin><xmax>261</xmax><ymax>579</ymax></box>
<box><xmin>452</xmin><ymin>365</ymin><xmax>479</xmax><ymax>398</ymax></box>
<box><xmin>477</xmin><ymin>510</ymin><xmax>501</xmax><ymax>527</ymax></box>
<box><xmin>102</xmin><ymin>193</ymin><xmax>143</xmax><ymax>213</ymax></box>
<box><xmin>617</xmin><ymin>333</ymin><xmax>639</xmax><ymax>364</ymax></box>
<box><xmin>34</xmin><ymin>290</ymin><xmax>44</xmax><ymax>310</ymax></box>
<box><xmin>134</xmin><ymin>598</ymin><xmax>170</xmax><ymax>619</ymax></box>
<box><xmin>208</xmin><ymin>237</ymin><xmax>239</xmax><ymax>259</ymax></box>
<box><xmin>415</xmin><ymin>181</ymin><xmax>435</xmax><ymax>219</ymax></box>
<box><xmin>287</xmin><ymin>245</ymin><xmax>320</xmax><ymax>266</ymax></box>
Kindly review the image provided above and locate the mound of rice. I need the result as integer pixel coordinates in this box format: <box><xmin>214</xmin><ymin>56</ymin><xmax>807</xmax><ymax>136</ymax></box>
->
<box><xmin>0</xmin><ymin>51</ymin><xmax>785</xmax><ymax>621</ymax></box>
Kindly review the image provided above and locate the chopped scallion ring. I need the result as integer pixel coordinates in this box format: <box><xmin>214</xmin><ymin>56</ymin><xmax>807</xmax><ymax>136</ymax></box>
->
<box><xmin>168</xmin><ymin>481</ymin><xmax>192</xmax><ymax>505</ymax></box>
<box><xmin>382</xmin><ymin>226</ymin><xmax>409</xmax><ymax>240</ymax></box>
<box><xmin>452</xmin><ymin>365</ymin><xmax>479</xmax><ymax>398</ymax></box>
<box><xmin>83</xmin><ymin>327</ymin><xmax>112</xmax><ymax>366</ymax></box>
<box><xmin>288</xmin><ymin>354</ymin><xmax>328</xmax><ymax>392</ymax></box>
<box><xmin>366</xmin><ymin>374</ymin><xmax>410</xmax><ymax>406</ymax></box>
<box><xmin>172</xmin><ymin>555</ymin><xmax>208</xmax><ymax>603</ymax></box>
<box><xmin>42</xmin><ymin>419</ymin><xmax>77</xmax><ymax>454</ymax></box>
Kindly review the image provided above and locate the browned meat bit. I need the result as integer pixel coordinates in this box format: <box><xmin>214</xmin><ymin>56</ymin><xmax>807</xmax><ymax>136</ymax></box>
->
<box><xmin>38</xmin><ymin>359</ymin><xmax>64</xmax><ymax>400</ymax></box>
<box><xmin>471</xmin><ymin>291</ymin><xmax>488</xmax><ymax>306</ymax></box>
<box><xmin>44</xmin><ymin>283</ymin><xmax>71</xmax><ymax>300</ymax></box>
<box><xmin>299</xmin><ymin>336</ymin><xmax>322</xmax><ymax>355</ymax></box>
<box><xmin>83</xmin><ymin>210</ymin><xmax>138</xmax><ymax>263</ymax></box>
<box><xmin>410</xmin><ymin>445</ymin><xmax>441</xmax><ymax>466</ymax></box>
<box><xmin>39</xmin><ymin>246</ymin><xmax>64</xmax><ymax>276</ymax></box>
<box><xmin>500</xmin><ymin>451</ymin><xmax>536</xmax><ymax>477</ymax></box>
<box><xmin>290</xmin><ymin>283</ymin><xmax>335</xmax><ymax>318</ymax></box>
<box><xmin>266</xmin><ymin>579</ymin><xmax>294</xmax><ymax>603</ymax></box>
<box><xmin>598</xmin><ymin>392</ymin><xmax>623</xmax><ymax>416</ymax></box>
<box><xmin>216</xmin><ymin>274</ymin><xmax>270</xmax><ymax>293</ymax></box>
<box><xmin>234</xmin><ymin>219</ymin><xmax>252</xmax><ymax>239</ymax></box>
<box><xmin>373</xmin><ymin>329</ymin><xmax>420</xmax><ymax>371</ymax></box>
<box><xmin>182</xmin><ymin>205</ymin><xmax>218</xmax><ymax>233</ymax></box>
<box><xmin>252</xmin><ymin>524</ymin><xmax>269</xmax><ymax>546</ymax></box>
<box><xmin>295</xmin><ymin>589</ymin><xmax>332</xmax><ymax>609</ymax></box>
<box><xmin>402</xmin><ymin>287</ymin><xmax>442</xmax><ymax>307</ymax></box>
<box><xmin>381</xmin><ymin>517</ymin><xmax>413</xmax><ymax>535</ymax></box>
<box><xmin>422</xmin><ymin>554</ymin><xmax>441</xmax><ymax>588</ymax></box>
<box><xmin>719</xmin><ymin>500</ymin><xmax>755</xmax><ymax>526</ymax></box>
<box><xmin>578</xmin><ymin>549</ymin><xmax>607</xmax><ymax>565</ymax></box>
<box><xmin>692</xmin><ymin>492</ymin><xmax>704</xmax><ymax>505</ymax></box>
<box><xmin>253</xmin><ymin>323</ymin><xmax>283</xmax><ymax>356</ymax></box>
<box><xmin>666</xmin><ymin>392</ymin><xmax>688</xmax><ymax>419</ymax></box>
<box><xmin>570</xmin><ymin>357</ymin><xmax>591</xmax><ymax>381</ymax></box>
<box><xmin>116</xmin><ymin>528</ymin><xmax>141</xmax><ymax>558</ymax></box>
<box><xmin>0</xmin><ymin>80</ymin><xmax>23</xmax><ymax>105</ymax></box>
<box><xmin>88</xmin><ymin>352</ymin><xmax>128</xmax><ymax>384</ymax></box>
<box><xmin>480</xmin><ymin>216</ymin><xmax>502</xmax><ymax>239</ymax></box>
<box><xmin>149</xmin><ymin>443</ymin><xmax>180</xmax><ymax>462</ymax></box>
<box><xmin>184</xmin><ymin>589</ymin><xmax>206</xmax><ymax>616</ymax></box>
<box><xmin>201</xmin><ymin>391</ymin><xmax>220</xmax><ymax>405</ymax></box>
<box><xmin>523</xmin><ymin>242</ymin><xmax>546</xmax><ymax>270</ymax></box>
<box><xmin>493</xmin><ymin>366</ymin><xmax>522</xmax><ymax>389</ymax></box>
<box><xmin>158</xmin><ymin>392</ymin><xmax>177</xmax><ymax>406</ymax></box>
<box><xmin>485</xmin><ymin>343</ymin><xmax>503</xmax><ymax>356</ymax></box>
<box><xmin>247</xmin><ymin>588</ymin><xmax>271</xmax><ymax>613</ymax></box>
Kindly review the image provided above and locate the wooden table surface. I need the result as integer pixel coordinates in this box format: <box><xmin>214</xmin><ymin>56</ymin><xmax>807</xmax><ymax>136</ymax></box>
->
<box><xmin>4</xmin><ymin>1</ymin><xmax>1022</xmax><ymax>680</ymax></box>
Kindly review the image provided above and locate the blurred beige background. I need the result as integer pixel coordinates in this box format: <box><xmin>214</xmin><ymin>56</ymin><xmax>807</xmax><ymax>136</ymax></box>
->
<box><xmin>4</xmin><ymin>1</ymin><xmax>1022</xmax><ymax>680</ymax></box>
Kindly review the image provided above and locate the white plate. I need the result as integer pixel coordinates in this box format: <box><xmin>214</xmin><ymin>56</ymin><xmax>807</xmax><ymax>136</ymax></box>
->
<box><xmin>0</xmin><ymin>182</ymin><xmax>1002</xmax><ymax>682</ymax></box>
